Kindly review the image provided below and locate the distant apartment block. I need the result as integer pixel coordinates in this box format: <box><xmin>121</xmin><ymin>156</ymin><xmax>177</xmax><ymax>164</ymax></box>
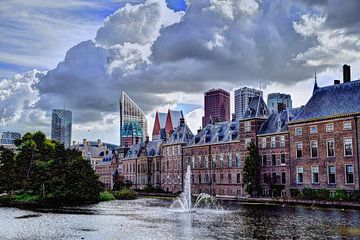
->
<box><xmin>0</xmin><ymin>131</ymin><xmax>21</xmax><ymax>145</ymax></box>
<box><xmin>202</xmin><ymin>88</ymin><xmax>230</xmax><ymax>127</ymax></box>
<box><xmin>51</xmin><ymin>109</ymin><xmax>72</xmax><ymax>148</ymax></box>
<box><xmin>234</xmin><ymin>87</ymin><xmax>263</xmax><ymax>119</ymax></box>
<box><xmin>267</xmin><ymin>93</ymin><xmax>292</xmax><ymax>113</ymax></box>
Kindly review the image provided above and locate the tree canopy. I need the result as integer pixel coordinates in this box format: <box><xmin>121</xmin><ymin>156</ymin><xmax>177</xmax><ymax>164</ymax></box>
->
<box><xmin>242</xmin><ymin>141</ymin><xmax>262</xmax><ymax>197</ymax></box>
<box><xmin>0</xmin><ymin>131</ymin><xmax>102</xmax><ymax>203</ymax></box>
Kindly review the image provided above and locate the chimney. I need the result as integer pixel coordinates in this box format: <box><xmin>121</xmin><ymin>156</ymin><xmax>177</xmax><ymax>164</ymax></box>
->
<box><xmin>97</xmin><ymin>139</ymin><xmax>101</xmax><ymax>146</ymax></box>
<box><xmin>334</xmin><ymin>80</ymin><xmax>340</xmax><ymax>85</ymax></box>
<box><xmin>180</xmin><ymin>117</ymin><xmax>185</xmax><ymax>125</ymax></box>
<box><xmin>343</xmin><ymin>64</ymin><xmax>351</xmax><ymax>83</ymax></box>
<box><xmin>83</xmin><ymin>138</ymin><xmax>87</xmax><ymax>146</ymax></box>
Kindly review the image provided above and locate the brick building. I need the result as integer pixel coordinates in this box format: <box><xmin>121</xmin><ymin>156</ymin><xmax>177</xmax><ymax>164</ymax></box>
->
<box><xmin>162</xmin><ymin>118</ymin><xmax>194</xmax><ymax>193</ymax></box>
<box><xmin>289</xmin><ymin>79</ymin><xmax>360</xmax><ymax>193</ymax></box>
<box><xmin>95</xmin><ymin>151</ymin><xmax>120</xmax><ymax>190</ymax></box>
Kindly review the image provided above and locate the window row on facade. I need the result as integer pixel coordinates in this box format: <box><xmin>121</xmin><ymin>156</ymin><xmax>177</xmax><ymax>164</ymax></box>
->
<box><xmin>190</xmin><ymin>172</ymin><xmax>242</xmax><ymax>184</ymax></box>
<box><xmin>185</xmin><ymin>153</ymin><xmax>242</xmax><ymax>169</ymax></box>
<box><xmin>294</xmin><ymin>121</ymin><xmax>352</xmax><ymax>136</ymax></box>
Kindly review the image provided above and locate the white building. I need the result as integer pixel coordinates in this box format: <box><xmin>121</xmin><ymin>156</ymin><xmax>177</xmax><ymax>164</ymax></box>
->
<box><xmin>234</xmin><ymin>87</ymin><xmax>263</xmax><ymax>119</ymax></box>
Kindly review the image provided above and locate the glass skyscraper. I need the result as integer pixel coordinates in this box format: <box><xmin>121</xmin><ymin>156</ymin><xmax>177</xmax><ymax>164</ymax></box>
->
<box><xmin>51</xmin><ymin>109</ymin><xmax>72</xmax><ymax>148</ymax></box>
<box><xmin>120</xmin><ymin>92</ymin><xmax>147</xmax><ymax>147</ymax></box>
<box><xmin>234</xmin><ymin>87</ymin><xmax>263</xmax><ymax>119</ymax></box>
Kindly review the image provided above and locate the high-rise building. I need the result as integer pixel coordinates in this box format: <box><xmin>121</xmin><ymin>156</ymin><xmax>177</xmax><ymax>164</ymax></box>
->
<box><xmin>0</xmin><ymin>131</ymin><xmax>21</xmax><ymax>145</ymax></box>
<box><xmin>267</xmin><ymin>93</ymin><xmax>292</xmax><ymax>113</ymax></box>
<box><xmin>51</xmin><ymin>109</ymin><xmax>72</xmax><ymax>148</ymax></box>
<box><xmin>202</xmin><ymin>88</ymin><xmax>230</xmax><ymax>127</ymax></box>
<box><xmin>119</xmin><ymin>92</ymin><xmax>148</xmax><ymax>147</ymax></box>
<box><xmin>234</xmin><ymin>87</ymin><xmax>263</xmax><ymax>119</ymax></box>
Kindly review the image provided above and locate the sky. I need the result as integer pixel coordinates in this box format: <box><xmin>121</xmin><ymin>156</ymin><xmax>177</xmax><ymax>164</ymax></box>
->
<box><xmin>1</xmin><ymin>0</ymin><xmax>360</xmax><ymax>145</ymax></box>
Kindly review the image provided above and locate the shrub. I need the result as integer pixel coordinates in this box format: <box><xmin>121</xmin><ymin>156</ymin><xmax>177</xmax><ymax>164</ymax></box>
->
<box><xmin>315</xmin><ymin>189</ymin><xmax>330</xmax><ymax>200</ymax></box>
<box><xmin>99</xmin><ymin>191</ymin><xmax>116</xmax><ymax>201</ymax></box>
<box><xmin>115</xmin><ymin>188</ymin><xmax>137</xmax><ymax>200</ymax></box>
<box><xmin>302</xmin><ymin>188</ymin><xmax>316</xmax><ymax>200</ymax></box>
<box><xmin>14</xmin><ymin>193</ymin><xmax>41</xmax><ymax>202</ymax></box>
<box><xmin>353</xmin><ymin>190</ymin><xmax>360</xmax><ymax>201</ymax></box>
<box><xmin>290</xmin><ymin>188</ymin><xmax>300</xmax><ymax>198</ymax></box>
<box><xmin>332</xmin><ymin>190</ymin><xmax>349</xmax><ymax>201</ymax></box>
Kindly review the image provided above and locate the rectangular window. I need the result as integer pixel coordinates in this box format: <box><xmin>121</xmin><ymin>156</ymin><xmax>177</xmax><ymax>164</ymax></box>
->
<box><xmin>205</xmin><ymin>173</ymin><xmax>209</xmax><ymax>183</ymax></box>
<box><xmin>272</xmin><ymin>154</ymin><xmax>276</xmax><ymax>166</ymax></box>
<box><xmin>220</xmin><ymin>173</ymin><xmax>224</xmax><ymax>184</ymax></box>
<box><xmin>245</xmin><ymin>138</ymin><xmax>251</xmax><ymax>148</ymax></box>
<box><xmin>310</xmin><ymin>140</ymin><xmax>318</xmax><ymax>158</ymax></box>
<box><xmin>344</xmin><ymin>137</ymin><xmax>353</xmax><ymax>156</ymax></box>
<box><xmin>311</xmin><ymin>166</ymin><xmax>319</xmax><ymax>184</ymax></box>
<box><xmin>245</xmin><ymin>121</ymin><xmax>251</xmax><ymax>132</ymax></box>
<box><xmin>328</xmin><ymin>165</ymin><xmax>336</xmax><ymax>184</ymax></box>
<box><xmin>346</xmin><ymin>165</ymin><xmax>354</xmax><ymax>184</ymax></box>
<box><xmin>220</xmin><ymin>154</ymin><xmax>224</xmax><ymax>168</ymax></box>
<box><xmin>236</xmin><ymin>153</ymin><xmax>241</xmax><ymax>168</ymax></box>
<box><xmin>310</xmin><ymin>125</ymin><xmax>318</xmax><ymax>134</ymax></box>
<box><xmin>296</xmin><ymin>167</ymin><xmax>304</xmax><ymax>184</ymax></box>
<box><xmin>271</xmin><ymin>136</ymin><xmax>276</xmax><ymax>148</ymax></box>
<box><xmin>262</xmin><ymin>154</ymin><xmax>267</xmax><ymax>166</ymax></box>
<box><xmin>280</xmin><ymin>153</ymin><xmax>285</xmax><ymax>165</ymax></box>
<box><xmin>212</xmin><ymin>155</ymin><xmax>216</xmax><ymax>168</ymax></box>
<box><xmin>212</xmin><ymin>173</ymin><xmax>216</xmax><ymax>183</ymax></box>
<box><xmin>281</xmin><ymin>172</ymin><xmax>286</xmax><ymax>185</ymax></box>
<box><xmin>198</xmin><ymin>174</ymin><xmax>202</xmax><ymax>184</ymax></box>
<box><xmin>327</xmin><ymin>139</ymin><xmax>335</xmax><ymax>157</ymax></box>
<box><xmin>227</xmin><ymin>154</ymin><xmax>232</xmax><ymax>167</ymax></box>
<box><xmin>295</xmin><ymin>127</ymin><xmax>302</xmax><ymax>136</ymax></box>
<box><xmin>272</xmin><ymin>172</ymin><xmax>277</xmax><ymax>184</ymax></box>
<box><xmin>191</xmin><ymin>174</ymin><xmax>194</xmax><ymax>184</ymax></box>
<box><xmin>343</xmin><ymin>122</ymin><xmax>352</xmax><ymax>130</ymax></box>
<box><xmin>326</xmin><ymin>123</ymin><xmax>334</xmax><ymax>132</ymax></box>
<box><xmin>228</xmin><ymin>173</ymin><xmax>232</xmax><ymax>184</ymax></box>
<box><xmin>296</xmin><ymin>142</ymin><xmax>303</xmax><ymax>158</ymax></box>
<box><xmin>237</xmin><ymin>173</ymin><xmax>241</xmax><ymax>183</ymax></box>
<box><xmin>192</xmin><ymin>157</ymin><xmax>195</xmax><ymax>168</ymax></box>
<box><xmin>261</xmin><ymin>138</ymin><xmax>267</xmax><ymax>149</ymax></box>
<box><xmin>280</xmin><ymin>135</ymin><xmax>285</xmax><ymax>147</ymax></box>
<box><xmin>205</xmin><ymin>156</ymin><xmax>209</xmax><ymax>168</ymax></box>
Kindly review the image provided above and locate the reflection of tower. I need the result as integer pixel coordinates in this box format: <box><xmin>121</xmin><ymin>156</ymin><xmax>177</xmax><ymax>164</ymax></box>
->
<box><xmin>119</xmin><ymin>92</ymin><xmax>147</xmax><ymax>146</ymax></box>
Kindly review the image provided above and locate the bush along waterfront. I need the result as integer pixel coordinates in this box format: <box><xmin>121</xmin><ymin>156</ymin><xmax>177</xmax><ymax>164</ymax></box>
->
<box><xmin>290</xmin><ymin>188</ymin><xmax>360</xmax><ymax>202</ymax></box>
<box><xmin>0</xmin><ymin>131</ymin><xmax>103</xmax><ymax>206</ymax></box>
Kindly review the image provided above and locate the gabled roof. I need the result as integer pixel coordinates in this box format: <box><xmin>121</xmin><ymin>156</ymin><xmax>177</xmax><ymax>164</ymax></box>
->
<box><xmin>145</xmin><ymin>140</ymin><xmax>162</xmax><ymax>157</ymax></box>
<box><xmin>124</xmin><ymin>143</ymin><xmax>142</xmax><ymax>159</ymax></box>
<box><xmin>259</xmin><ymin>107</ymin><xmax>301</xmax><ymax>135</ymax></box>
<box><xmin>243</xmin><ymin>96</ymin><xmax>269</xmax><ymax>119</ymax></box>
<box><xmin>166</xmin><ymin>122</ymin><xmax>194</xmax><ymax>145</ymax></box>
<box><xmin>188</xmin><ymin>121</ymin><xmax>239</xmax><ymax>146</ymax></box>
<box><xmin>292</xmin><ymin>80</ymin><xmax>360</xmax><ymax>123</ymax></box>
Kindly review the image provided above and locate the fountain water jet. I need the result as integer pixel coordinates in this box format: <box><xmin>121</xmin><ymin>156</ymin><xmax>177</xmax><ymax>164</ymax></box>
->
<box><xmin>171</xmin><ymin>165</ymin><xmax>219</xmax><ymax>212</ymax></box>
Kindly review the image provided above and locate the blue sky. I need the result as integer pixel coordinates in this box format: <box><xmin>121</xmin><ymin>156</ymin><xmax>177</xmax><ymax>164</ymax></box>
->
<box><xmin>1</xmin><ymin>0</ymin><xmax>360</xmax><ymax>144</ymax></box>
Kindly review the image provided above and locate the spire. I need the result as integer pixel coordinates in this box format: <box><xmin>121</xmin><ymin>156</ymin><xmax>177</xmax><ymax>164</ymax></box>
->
<box><xmin>312</xmin><ymin>72</ymin><xmax>319</xmax><ymax>95</ymax></box>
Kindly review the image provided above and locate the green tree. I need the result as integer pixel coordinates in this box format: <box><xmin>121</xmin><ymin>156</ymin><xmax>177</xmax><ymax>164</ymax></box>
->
<box><xmin>0</xmin><ymin>147</ymin><xmax>17</xmax><ymax>193</ymax></box>
<box><xmin>242</xmin><ymin>141</ymin><xmax>262</xmax><ymax>197</ymax></box>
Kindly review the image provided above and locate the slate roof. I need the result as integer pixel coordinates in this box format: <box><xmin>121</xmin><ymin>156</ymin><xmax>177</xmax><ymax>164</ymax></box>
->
<box><xmin>188</xmin><ymin>121</ymin><xmax>239</xmax><ymax>146</ymax></box>
<box><xmin>124</xmin><ymin>143</ymin><xmax>142</xmax><ymax>159</ymax></box>
<box><xmin>123</xmin><ymin>140</ymin><xmax>162</xmax><ymax>160</ymax></box>
<box><xmin>145</xmin><ymin>140</ymin><xmax>162</xmax><ymax>157</ymax></box>
<box><xmin>292</xmin><ymin>80</ymin><xmax>360</xmax><ymax>123</ymax></box>
<box><xmin>243</xmin><ymin>96</ymin><xmax>269</xmax><ymax>119</ymax></box>
<box><xmin>259</xmin><ymin>107</ymin><xmax>302</xmax><ymax>135</ymax></box>
<box><xmin>165</xmin><ymin>122</ymin><xmax>194</xmax><ymax>145</ymax></box>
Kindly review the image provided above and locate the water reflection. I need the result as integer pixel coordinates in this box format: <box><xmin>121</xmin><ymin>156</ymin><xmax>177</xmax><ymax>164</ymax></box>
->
<box><xmin>0</xmin><ymin>199</ymin><xmax>359</xmax><ymax>240</ymax></box>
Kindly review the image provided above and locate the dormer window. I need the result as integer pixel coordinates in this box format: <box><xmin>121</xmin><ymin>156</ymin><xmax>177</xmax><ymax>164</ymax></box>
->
<box><xmin>218</xmin><ymin>135</ymin><xmax>223</xmax><ymax>142</ymax></box>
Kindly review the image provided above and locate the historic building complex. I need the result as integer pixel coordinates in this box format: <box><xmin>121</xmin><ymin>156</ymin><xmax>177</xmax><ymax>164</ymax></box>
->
<box><xmin>114</xmin><ymin>65</ymin><xmax>360</xmax><ymax>199</ymax></box>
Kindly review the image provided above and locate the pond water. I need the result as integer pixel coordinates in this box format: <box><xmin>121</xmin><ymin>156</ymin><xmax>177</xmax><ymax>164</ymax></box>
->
<box><xmin>0</xmin><ymin>198</ymin><xmax>359</xmax><ymax>239</ymax></box>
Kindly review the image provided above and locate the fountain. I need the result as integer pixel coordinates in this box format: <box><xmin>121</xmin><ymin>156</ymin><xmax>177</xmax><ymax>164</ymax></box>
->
<box><xmin>171</xmin><ymin>165</ymin><xmax>219</xmax><ymax>212</ymax></box>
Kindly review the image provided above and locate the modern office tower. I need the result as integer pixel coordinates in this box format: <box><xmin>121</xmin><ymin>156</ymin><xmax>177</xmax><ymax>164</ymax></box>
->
<box><xmin>119</xmin><ymin>92</ymin><xmax>148</xmax><ymax>147</ymax></box>
<box><xmin>0</xmin><ymin>131</ymin><xmax>21</xmax><ymax>145</ymax></box>
<box><xmin>267</xmin><ymin>93</ymin><xmax>293</xmax><ymax>113</ymax></box>
<box><xmin>234</xmin><ymin>87</ymin><xmax>263</xmax><ymax>119</ymax></box>
<box><xmin>202</xmin><ymin>88</ymin><xmax>230</xmax><ymax>127</ymax></box>
<box><xmin>51</xmin><ymin>109</ymin><xmax>72</xmax><ymax>148</ymax></box>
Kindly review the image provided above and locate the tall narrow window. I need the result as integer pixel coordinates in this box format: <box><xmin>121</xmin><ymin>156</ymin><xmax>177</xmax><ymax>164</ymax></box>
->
<box><xmin>272</xmin><ymin>154</ymin><xmax>276</xmax><ymax>166</ymax></box>
<box><xmin>237</xmin><ymin>173</ymin><xmax>241</xmax><ymax>183</ymax></box>
<box><xmin>205</xmin><ymin>156</ymin><xmax>209</xmax><ymax>169</ymax></box>
<box><xmin>310</xmin><ymin>140</ymin><xmax>318</xmax><ymax>158</ymax></box>
<box><xmin>192</xmin><ymin>157</ymin><xmax>195</xmax><ymax>168</ymax></box>
<box><xmin>212</xmin><ymin>155</ymin><xmax>216</xmax><ymax>168</ymax></box>
<box><xmin>280</xmin><ymin>135</ymin><xmax>285</xmax><ymax>147</ymax></box>
<box><xmin>236</xmin><ymin>153</ymin><xmax>241</xmax><ymax>168</ymax></box>
<box><xmin>228</xmin><ymin>173</ymin><xmax>232</xmax><ymax>184</ymax></box>
<box><xmin>280</xmin><ymin>153</ymin><xmax>285</xmax><ymax>165</ymax></box>
<box><xmin>245</xmin><ymin>121</ymin><xmax>251</xmax><ymax>132</ymax></box>
<box><xmin>198</xmin><ymin>174</ymin><xmax>202</xmax><ymax>184</ymax></box>
<box><xmin>220</xmin><ymin>173</ymin><xmax>224</xmax><ymax>184</ymax></box>
<box><xmin>281</xmin><ymin>172</ymin><xmax>286</xmax><ymax>184</ymax></box>
<box><xmin>346</xmin><ymin>165</ymin><xmax>354</xmax><ymax>184</ymax></box>
<box><xmin>261</xmin><ymin>138</ymin><xmax>267</xmax><ymax>149</ymax></box>
<box><xmin>212</xmin><ymin>173</ymin><xmax>216</xmax><ymax>183</ymax></box>
<box><xmin>344</xmin><ymin>137</ymin><xmax>353</xmax><ymax>156</ymax></box>
<box><xmin>271</xmin><ymin>136</ymin><xmax>276</xmax><ymax>148</ymax></box>
<box><xmin>227</xmin><ymin>154</ymin><xmax>232</xmax><ymax>167</ymax></box>
<box><xmin>272</xmin><ymin>172</ymin><xmax>277</xmax><ymax>184</ymax></box>
<box><xmin>262</xmin><ymin>154</ymin><xmax>267</xmax><ymax>166</ymax></box>
<box><xmin>220</xmin><ymin>154</ymin><xmax>224</xmax><ymax>168</ymax></box>
<box><xmin>327</xmin><ymin>139</ymin><xmax>335</xmax><ymax>157</ymax></box>
<box><xmin>296</xmin><ymin>142</ymin><xmax>303</xmax><ymax>158</ymax></box>
<box><xmin>311</xmin><ymin>166</ymin><xmax>319</xmax><ymax>184</ymax></box>
<box><xmin>296</xmin><ymin>167</ymin><xmax>303</xmax><ymax>184</ymax></box>
<box><xmin>328</xmin><ymin>165</ymin><xmax>336</xmax><ymax>184</ymax></box>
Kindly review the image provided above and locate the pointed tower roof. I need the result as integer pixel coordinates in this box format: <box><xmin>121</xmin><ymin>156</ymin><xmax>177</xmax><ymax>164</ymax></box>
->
<box><xmin>243</xmin><ymin>96</ymin><xmax>269</xmax><ymax>119</ymax></box>
<box><xmin>312</xmin><ymin>72</ymin><xmax>319</xmax><ymax>95</ymax></box>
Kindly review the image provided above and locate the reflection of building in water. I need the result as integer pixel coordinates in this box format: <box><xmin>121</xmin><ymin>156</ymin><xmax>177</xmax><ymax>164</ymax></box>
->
<box><xmin>120</xmin><ymin>92</ymin><xmax>148</xmax><ymax>147</ymax></box>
